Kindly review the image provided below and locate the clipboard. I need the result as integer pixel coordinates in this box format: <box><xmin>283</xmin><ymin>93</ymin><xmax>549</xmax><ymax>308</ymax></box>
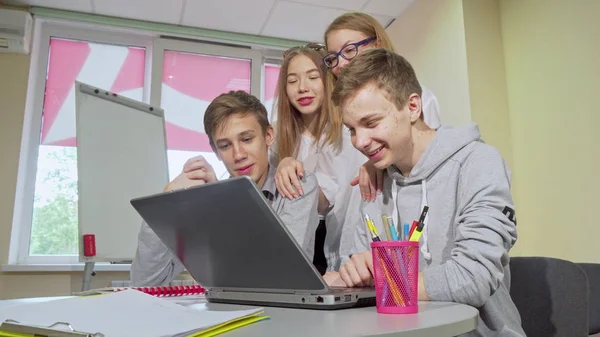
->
<box><xmin>0</xmin><ymin>290</ymin><xmax>267</xmax><ymax>337</ymax></box>
<box><xmin>0</xmin><ymin>319</ymin><xmax>104</xmax><ymax>337</ymax></box>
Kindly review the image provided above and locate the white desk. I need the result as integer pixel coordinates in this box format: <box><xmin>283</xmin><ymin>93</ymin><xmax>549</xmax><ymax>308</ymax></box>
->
<box><xmin>0</xmin><ymin>297</ymin><xmax>478</xmax><ymax>336</ymax></box>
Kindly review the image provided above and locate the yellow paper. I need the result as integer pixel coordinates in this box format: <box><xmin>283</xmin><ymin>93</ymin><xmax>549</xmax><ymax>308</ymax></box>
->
<box><xmin>0</xmin><ymin>332</ymin><xmax>26</xmax><ymax>337</ymax></box>
<box><xmin>191</xmin><ymin>315</ymin><xmax>269</xmax><ymax>337</ymax></box>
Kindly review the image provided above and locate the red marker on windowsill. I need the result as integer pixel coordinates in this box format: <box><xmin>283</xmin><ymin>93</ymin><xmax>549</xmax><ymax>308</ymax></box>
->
<box><xmin>83</xmin><ymin>234</ymin><xmax>96</xmax><ymax>257</ymax></box>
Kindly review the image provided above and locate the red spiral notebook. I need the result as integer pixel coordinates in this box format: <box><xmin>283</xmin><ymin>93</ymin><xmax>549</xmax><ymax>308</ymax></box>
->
<box><xmin>74</xmin><ymin>284</ymin><xmax>205</xmax><ymax>297</ymax></box>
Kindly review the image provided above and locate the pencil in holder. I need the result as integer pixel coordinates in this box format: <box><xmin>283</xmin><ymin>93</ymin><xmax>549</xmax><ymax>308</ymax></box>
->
<box><xmin>370</xmin><ymin>241</ymin><xmax>419</xmax><ymax>314</ymax></box>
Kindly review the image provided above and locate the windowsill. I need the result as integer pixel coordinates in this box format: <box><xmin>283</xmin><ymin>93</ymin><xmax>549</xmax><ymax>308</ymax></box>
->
<box><xmin>1</xmin><ymin>263</ymin><xmax>132</xmax><ymax>273</ymax></box>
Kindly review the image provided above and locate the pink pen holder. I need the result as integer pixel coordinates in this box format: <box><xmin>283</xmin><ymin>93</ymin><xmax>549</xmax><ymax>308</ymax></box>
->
<box><xmin>371</xmin><ymin>241</ymin><xmax>419</xmax><ymax>314</ymax></box>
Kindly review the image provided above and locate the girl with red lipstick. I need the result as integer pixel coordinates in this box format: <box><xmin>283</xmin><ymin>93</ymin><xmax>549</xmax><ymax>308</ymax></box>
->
<box><xmin>271</xmin><ymin>45</ymin><xmax>339</xmax><ymax>275</ymax></box>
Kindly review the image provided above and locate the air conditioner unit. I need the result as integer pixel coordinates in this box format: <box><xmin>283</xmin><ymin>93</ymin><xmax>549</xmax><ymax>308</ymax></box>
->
<box><xmin>0</xmin><ymin>9</ymin><xmax>33</xmax><ymax>55</ymax></box>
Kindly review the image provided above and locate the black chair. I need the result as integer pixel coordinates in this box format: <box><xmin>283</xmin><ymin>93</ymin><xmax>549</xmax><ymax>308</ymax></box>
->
<box><xmin>578</xmin><ymin>263</ymin><xmax>600</xmax><ymax>336</ymax></box>
<box><xmin>509</xmin><ymin>256</ymin><xmax>589</xmax><ymax>337</ymax></box>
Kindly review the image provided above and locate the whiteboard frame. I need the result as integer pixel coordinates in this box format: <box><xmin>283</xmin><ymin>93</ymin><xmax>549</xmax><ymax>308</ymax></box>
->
<box><xmin>75</xmin><ymin>81</ymin><xmax>169</xmax><ymax>263</ymax></box>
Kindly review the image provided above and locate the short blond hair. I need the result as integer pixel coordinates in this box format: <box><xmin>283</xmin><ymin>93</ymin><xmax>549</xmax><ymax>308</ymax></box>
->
<box><xmin>331</xmin><ymin>49</ymin><xmax>422</xmax><ymax>114</ymax></box>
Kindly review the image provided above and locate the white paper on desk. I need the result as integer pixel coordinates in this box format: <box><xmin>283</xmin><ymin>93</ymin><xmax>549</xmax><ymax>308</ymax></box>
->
<box><xmin>0</xmin><ymin>290</ymin><xmax>262</xmax><ymax>337</ymax></box>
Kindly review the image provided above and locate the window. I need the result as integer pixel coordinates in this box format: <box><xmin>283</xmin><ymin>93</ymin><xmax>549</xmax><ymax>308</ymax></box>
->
<box><xmin>30</xmin><ymin>38</ymin><xmax>146</xmax><ymax>257</ymax></box>
<box><xmin>10</xmin><ymin>21</ymin><xmax>153</xmax><ymax>265</ymax></box>
<box><xmin>161</xmin><ymin>51</ymin><xmax>251</xmax><ymax>180</ymax></box>
<box><xmin>10</xmin><ymin>20</ymin><xmax>283</xmax><ymax>266</ymax></box>
<box><xmin>152</xmin><ymin>39</ymin><xmax>262</xmax><ymax>181</ymax></box>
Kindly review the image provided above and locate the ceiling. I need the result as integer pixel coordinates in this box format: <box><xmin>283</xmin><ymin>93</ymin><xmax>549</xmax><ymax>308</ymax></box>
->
<box><xmin>1</xmin><ymin>0</ymin><xmax>415</xmax><ymax>42</ymax></box>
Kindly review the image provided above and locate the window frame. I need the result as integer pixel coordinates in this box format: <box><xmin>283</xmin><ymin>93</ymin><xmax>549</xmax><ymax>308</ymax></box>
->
<box><xmin>152</xmin><ymin>38</ymin><xmax>264</xmax><ymax>182</ymax></box>
<box><xmin>8</xmin><ymin>18</ymin><xmax>287</xmax><ymax>267</ymax></box>
<box><xmin>9</xmin><ymin>18</ymin><xmax>155</xmax><ymax>265</ymax></box>
<box><xmin>260</xmin><ymin>50</ymin><xmax>284</xmax><ymax>103</ymax></box>
<box><xmin>150</xmin><ymin>38</ymin><xmax>264</xmax><ymax>108</ymax></box>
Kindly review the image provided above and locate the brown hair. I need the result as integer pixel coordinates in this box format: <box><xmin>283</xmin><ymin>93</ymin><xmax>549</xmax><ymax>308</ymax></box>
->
<box><xmin>275</xmin><ymin>47</ymin><xmax>341</xmax><ymax>162</ymax></box>
<box><xmin>331</xmin><ymin>49</ymin><xmax>422</xmax><ymax>113</ymax></box>
<box><xmin>324</xmin><ymin>12</ymin><xmax>395</xmax><ymax>53</ymax></box>
<box><xmin>204</xmin><ymin>90</ymin><xmax>270</xmax><ymax>152</ymax></box>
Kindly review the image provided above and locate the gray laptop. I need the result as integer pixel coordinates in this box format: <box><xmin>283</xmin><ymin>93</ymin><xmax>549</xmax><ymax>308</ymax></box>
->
<box><xmin>130</xmin><ymin>176</ymin><xmax>375</xmax><ymax>309</ymax></box>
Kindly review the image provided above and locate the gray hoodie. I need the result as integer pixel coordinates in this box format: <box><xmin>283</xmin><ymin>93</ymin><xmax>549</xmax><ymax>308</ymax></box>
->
<box><xmin>354</xmin><ymin>123</ymin><xmax>526</xmax><ymax>337</ymax></box>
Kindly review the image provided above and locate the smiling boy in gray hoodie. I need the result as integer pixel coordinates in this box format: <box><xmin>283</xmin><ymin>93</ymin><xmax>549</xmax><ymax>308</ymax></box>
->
<box><xmin>326</xmin><ymin>48</ymin><xmax>526</xmax><ymax>337</ymax></box>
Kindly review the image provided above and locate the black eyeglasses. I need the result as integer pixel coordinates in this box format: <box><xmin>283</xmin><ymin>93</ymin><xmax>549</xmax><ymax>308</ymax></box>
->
<box><xmin>322</xmin><ymin>36</ymin><xmax>376</xmax><ymax>69</ymax></box>
<box><xmin>283</xmin><ymin>42</ymin><xmax>326</xmax><ymax>58</ymax></box>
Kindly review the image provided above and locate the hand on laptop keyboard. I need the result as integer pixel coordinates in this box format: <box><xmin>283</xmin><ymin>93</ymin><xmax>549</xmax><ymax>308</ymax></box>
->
<box><xmin>323</xmin><ymin>271</ymin><xmax>347</xmax><ymax>287</ymax></box>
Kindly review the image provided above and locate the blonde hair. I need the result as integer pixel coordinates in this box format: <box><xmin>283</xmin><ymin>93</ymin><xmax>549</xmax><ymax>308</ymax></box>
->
<box><xmin>274</xmin><ymin>47</ymin><xmax>340</xmax><ymax>163</ymax></box>
<box><xmin>322</xmin><ymin>12</ymin><xmax>396</xmax><ymax>144</ymax></box>
<box><xmin>324</xmin><ymin>12</ymin><xmax>395</xmax><ymax>53</ymax></box>
<box><xmin>331</xmin><ymin>49</ymin><xmax>422</xmax><ymax>113</ymax></box>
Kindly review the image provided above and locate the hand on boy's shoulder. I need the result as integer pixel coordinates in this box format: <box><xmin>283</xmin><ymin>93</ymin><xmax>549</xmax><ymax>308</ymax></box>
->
<box><xmin>275</xmin><ymin>157</ymin><xmax>306</xmax><ymax>199</ymax></box>
<box><xmin>292</xmin><ymin>172</ymin><xmax>318</xmax><ymax>199</ymax></box>
<box><xmin>163</xmin><ymin>155</ymin><xmax>217</xmax><ymax>192</ymax></box>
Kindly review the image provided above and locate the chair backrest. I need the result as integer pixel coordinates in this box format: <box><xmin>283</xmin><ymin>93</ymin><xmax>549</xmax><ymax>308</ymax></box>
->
<box><xmin>578</xmin><ymin>263</ymin><xmax>600</xmax><ymax>335</ymax></box>
<box><xmin>509</xmin><ymin>256</ymin><xmax>589</xmax><ymax>337</ymax></box>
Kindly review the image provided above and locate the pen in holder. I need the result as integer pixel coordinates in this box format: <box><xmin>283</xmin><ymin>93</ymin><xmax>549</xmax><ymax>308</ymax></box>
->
<box><xmin>371</xmin><ymin>241</ymin><xmax>419</xmax><ymax>314</ymax></box>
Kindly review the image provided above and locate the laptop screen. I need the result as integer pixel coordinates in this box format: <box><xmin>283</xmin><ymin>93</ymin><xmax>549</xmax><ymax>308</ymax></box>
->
<box><xmin>131</xmin><ymin>176</ymin><xmax>328</xmax><ymax>294</ymax></box>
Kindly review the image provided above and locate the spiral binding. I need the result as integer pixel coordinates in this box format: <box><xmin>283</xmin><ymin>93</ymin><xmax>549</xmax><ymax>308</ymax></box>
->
<box><xmin>115</xmin><ymin>285</ymin><xmax>205</xmax><ymax>297</ymax></box>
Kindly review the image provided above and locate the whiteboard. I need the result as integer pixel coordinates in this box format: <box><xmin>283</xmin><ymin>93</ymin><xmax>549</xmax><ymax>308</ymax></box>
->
<box><xmin>75</xmin><ymin>81</ymin><xmax>169</xmax><ymax>262</ymax></box>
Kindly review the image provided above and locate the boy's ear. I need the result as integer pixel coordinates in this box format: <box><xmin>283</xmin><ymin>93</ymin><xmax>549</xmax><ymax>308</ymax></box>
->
<box><xmin>265</xmin><ymin>125</ymin><xmax>275</xmax><ymax>147</ymax></box>
<box><xmin>407</xmin><ymin>93</ymin><xmax>423</xmax><ymax>123</ymax></box>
